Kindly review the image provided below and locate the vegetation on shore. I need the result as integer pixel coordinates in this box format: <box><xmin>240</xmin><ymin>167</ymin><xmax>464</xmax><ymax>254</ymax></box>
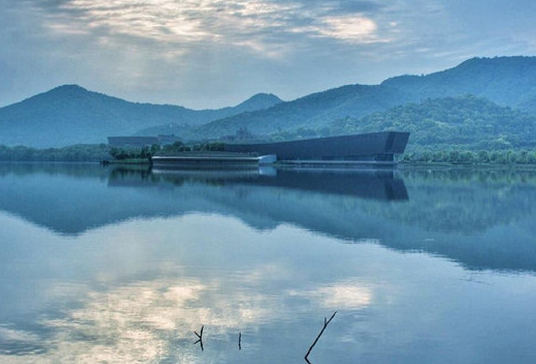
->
<box><xmin>2</xmin><ymin>141</ymin><xmax>536</xmax><ymax>167</ymax></box>
<box><xmin>399</xmin><ymin>149</ymin><xmax>536</xmax><ymax>165</ymax></box>
<box><xmin>0</xmin><ymin>144</ymin><xmax>111</xmax><ymax>162</ymax></box>
<box><xmin>0</xmin><ymin>141</ymin><xmax>225</xmax><ymax>163</ymax></box>
<box><xmin>108</xmin><ymin>141</ymin><xmax>225</xmax><ymax>161</ymax></box>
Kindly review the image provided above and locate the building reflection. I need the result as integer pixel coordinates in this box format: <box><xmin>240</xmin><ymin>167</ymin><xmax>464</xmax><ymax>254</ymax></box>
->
<box><xmin>108</xmin><ymin>166</ymin><xmax>409</xmax><ymax>201</ymax></box>
<box><xmin>1</xmin><ymin>164</ymin><xmax>536</xmax><ymax>273</ymax></box>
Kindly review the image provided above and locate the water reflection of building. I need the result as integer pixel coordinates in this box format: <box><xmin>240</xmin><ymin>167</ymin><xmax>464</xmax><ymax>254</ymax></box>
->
<box><xmin>132</xmin><ymin>167</ymin><xmax>408</xmax><ymax>201</ymax></box>
<box><xmin>3</xmin><ymin>164</ymin><xmax>536</xmax><ymax>273</ymax></box>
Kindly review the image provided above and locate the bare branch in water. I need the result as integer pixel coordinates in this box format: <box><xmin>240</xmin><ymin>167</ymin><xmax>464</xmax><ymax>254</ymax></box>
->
<box><xmin>304</xmin><ymin>311</ymin><xmax>337</xmax><ymax>364</ymax></box>
<box><xmin>194</xmin><ymin>325</ymin><xmax>204</xmax><ymax>351</ymax></box>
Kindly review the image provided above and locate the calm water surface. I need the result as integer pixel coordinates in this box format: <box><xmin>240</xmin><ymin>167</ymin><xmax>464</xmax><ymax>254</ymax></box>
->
<box><xmin>1</xmin><ymin>164</ymin><xmax>536</xmax><ymax>363</ymax></box>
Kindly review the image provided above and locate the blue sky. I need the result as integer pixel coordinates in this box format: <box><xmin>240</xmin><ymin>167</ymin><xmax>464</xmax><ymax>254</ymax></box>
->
<box><xmin>1</xmin><ymin>0</ymin><xmax>536</xmax><ymax>108</ymax></box>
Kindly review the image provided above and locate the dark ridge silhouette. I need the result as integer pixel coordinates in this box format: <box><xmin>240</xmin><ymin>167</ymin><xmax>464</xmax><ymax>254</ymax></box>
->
<box><xmin>0</xmin><ymin>85</ymin><xmax>282</xmax><ymax>147</ymax></box>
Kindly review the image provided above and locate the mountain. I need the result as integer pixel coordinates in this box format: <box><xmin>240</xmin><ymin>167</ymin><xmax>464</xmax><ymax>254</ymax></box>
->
<box><xmin>192</xmin><ymin>84</ymin><xmax>412</xmax><ymax>138</ymax></box>
<box><xmin>231</xmin><ymin>93</ymin><xmax>283</xmax><ymax>113</ymax></box>
<box><xmin>3</xmin><ymin>56</ymin><xmax>536</xmax><ymax>147</ymax></box>
<box><xmin>0</xmin><ymin>85</ymin><xmax>282</xmax><ymax>147</ymax></box>
<box><xmin>134</xmin><ymin>93</ymin><xmax>282</xmax><ymax>138</ymax></box>
<box><xmin>193</xmin><ymin>56</ymin><xmax>536</xmax><ymax>139</ymax></box>
<box><xmin>382</xmin><ymin>56</ymin><xmax>536</xmax><ymax>111</ymax></box>
<box><xmin>322</xmin><ymin>95</ymin><xmax>536</xmax><ymax>150</ymax></box>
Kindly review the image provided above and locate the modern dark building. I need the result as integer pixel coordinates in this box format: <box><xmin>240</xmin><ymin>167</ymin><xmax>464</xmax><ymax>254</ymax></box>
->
<box><xmin>150</xmin><ymin>131</ymin><xmax>409</xmax><ymax>169</ymax></box>
<box><xmin>224</xmin><ymin>131</ymin><xmax>409</xmax><ymax>164</ymax></box>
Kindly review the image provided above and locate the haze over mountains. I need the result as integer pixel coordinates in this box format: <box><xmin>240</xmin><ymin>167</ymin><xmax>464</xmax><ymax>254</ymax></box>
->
<box><xmin>2</xmin><ymin>56</ymin><xmax>536</xmax><ymax>148</ymax></box>
<box><xmin>0</xmin><ymin>85</ymin><xmax>282</xmax><ymax>147</ymax></box>
<box><xmin>193</xmin><ymin>56</ymin><xmax>536</xmax><ymax>139</ymax></box>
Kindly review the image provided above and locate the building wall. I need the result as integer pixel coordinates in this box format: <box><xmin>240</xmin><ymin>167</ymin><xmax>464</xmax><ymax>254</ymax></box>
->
<box><xmin>224</xmin><ymin>131</ymin><xmax>410</xmax><ymax>160</ymax></box>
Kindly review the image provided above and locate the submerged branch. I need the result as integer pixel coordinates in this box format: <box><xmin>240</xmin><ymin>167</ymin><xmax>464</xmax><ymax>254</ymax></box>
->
<box><xmin>194</xmin><ymin>325</ymin><xmax>204</xmax><ymax>351</ymax></box>
<box><xmin>304</xmin><ymin>311</ymin><xmax>337</xmax><ymax>364</ymax></box>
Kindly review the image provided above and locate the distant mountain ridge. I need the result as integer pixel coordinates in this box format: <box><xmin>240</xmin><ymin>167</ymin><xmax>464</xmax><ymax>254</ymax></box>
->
<box><xmin>134</xmin><ymin>92</ymin><xmax>283</xmax><ymax>139</ymax></box>
<box><xmin>191</xmin><ymin>56</ymin><xmax>536</xmax><ymax>138</ymax></box>
<box><xmin>231</xmin><ymin>93</ymin><xmax>282</xmax><ymax>113</ymax></box>
<box><xmin>3</xmin><ymin>56</ymin><xmax>536</xmax><ymax>147</ymax></box>
<box><xmin>324</xmin><ymin>95</ymin><xmax>536</xmax><ymax>150</ymax></box>
<box><xmin>382</xmin><ymin>56</ymin><xmax>536</xmax><ymax>110</ymax></box>
<box><xmin>0</xmin><ymin>85</ymin><xmax>282</xmax><ymax>147</ymax></box>
<box><xmin>190</xmin><ymin>84</ymin><xmax>411</xmax><ymax>138</ymax></box>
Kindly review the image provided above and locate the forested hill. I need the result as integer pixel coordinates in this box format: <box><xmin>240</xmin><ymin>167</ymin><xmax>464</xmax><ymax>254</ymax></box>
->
<box><xmin>382</xmin><ymin>56</ymin><xmax>536</xmax><ymax>112</ymax></box>
<box><xmin>192</xmin><ymin>56</ymin><xmax>536</xmax><ymax>139</ymax></box>
<box><xmin>192</xmin><ymin>84</ymin><xmax>412</xmax><ymax>138</ymax></box>
<box><xmin>0</xmin><ymin>85</ymin><xmax>282</xmax><ymax>147</ymax></box>
<box><xmin>3</xmin><ymin>56</ymin><xmax>536</xmax><ymax>147</ymax></box>
<box><xmin>135</xmin><ymin>92</ymin><xmax>283</xmax><ymax>138</ymax></box>
<box><xmin>273</xmin><ymin>95</ymin><xmax>536</xmax><ymax>150</ymax></box>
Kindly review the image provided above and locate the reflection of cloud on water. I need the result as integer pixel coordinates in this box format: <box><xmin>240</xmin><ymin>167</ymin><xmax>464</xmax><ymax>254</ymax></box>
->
<box><xmin>41</xmin><ymin>278</ymin><xmax>272</xmax><ymax>363</ymax></box>
<box><xmin>0</xmin><ymin>276</ymin><xmax>279</xmax><ymax>362</ymax></box>
<box><xmin>314</xmin><ymin>284</ymin><xmax>372</xmax><ymax>309</ymax></box>
<box><xmin>0</xmin><ymin>271</ymin><xmax>372</xmax><ymax>363</ymax></box>
<box><xmin>289</xmin><ymin>281</ymin><xmax>372</xmax><ymax>310</ymax></box>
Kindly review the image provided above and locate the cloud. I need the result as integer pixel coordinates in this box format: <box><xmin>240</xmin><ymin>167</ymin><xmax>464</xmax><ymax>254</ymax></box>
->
<box><xmin>0</xmin><ymin>270</ymin><xmax>372</xmax><ymax>363</ymax></box>
<box><xmin>0</xmin><ymin>327</ymin><xmax>41</xmax><ymax>344</ymax></box>
<box><xmin>289</xmin><ymin>281</ymin><xmax>372</xmax><ymax>309</ymax></box>
<box><xmin>4</xmin><ymin>0</ymin><xmax>536</xmax><ymax>109</ymax></box>
<box><xmin>0</xmin><ymin>277</ymin><xmax>272</xmax><ymax>363</ymax></box>
<box><xmin>315</xmin><ymin>14</ymin><xmax>383</xmax><ymax>43</ymax></box>
<box><xmin>26</xmin><ymin>0</ymin><xmax>387</xmax><ymax>60</ymax></box>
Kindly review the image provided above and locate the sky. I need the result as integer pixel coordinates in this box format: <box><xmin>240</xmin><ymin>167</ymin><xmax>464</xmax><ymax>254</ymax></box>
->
<box><xmin>1</xmin><ymin>0</ymin><xmax>536</xmax><ymax>109</ymax></box>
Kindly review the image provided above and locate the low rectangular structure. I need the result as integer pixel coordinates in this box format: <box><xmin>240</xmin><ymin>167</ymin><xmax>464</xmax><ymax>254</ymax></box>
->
<box><xmin>152</xmin><ymin>153</ymin><xmax>276</xmax><ymax>169</ymax></box>
<box><xmin>223</xmin><ymin>131</ymin><xmax>409</xmax><ymax>162</ymax></box>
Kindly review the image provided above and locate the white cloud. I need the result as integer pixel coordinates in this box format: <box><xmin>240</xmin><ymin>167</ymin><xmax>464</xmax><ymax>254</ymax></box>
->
<box><xmin>0</xmin><ymin>327</ymin><xmax>40</xmax><ymax>344</ymax></box>
<box><xmin>36</xmin><ymin>0</ymin><xmax>385</xmax><ymax>59</ymax></box>
<box><xmin>5</xmin><ymin>0</ymin><xmax>534</xmax><ymax>109</ymax></box>
<box><xmin>315</xmin><ymin>14</ymin><xmax>384</xmax><ymax>43</ymax></box>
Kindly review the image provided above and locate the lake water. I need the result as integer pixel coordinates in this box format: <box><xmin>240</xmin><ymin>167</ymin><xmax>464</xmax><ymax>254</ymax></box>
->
<box><xmin>1</xmin><ymin>163</ymin><xmax>536</xmax><ymax>363</ymax></box>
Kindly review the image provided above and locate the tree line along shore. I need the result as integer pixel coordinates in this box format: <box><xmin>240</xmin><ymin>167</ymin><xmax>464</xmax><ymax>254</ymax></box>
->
<box><xmin>2</xmin><ymin>142</ymin><xmax>536</xmax><ymax>166</ymax></box>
